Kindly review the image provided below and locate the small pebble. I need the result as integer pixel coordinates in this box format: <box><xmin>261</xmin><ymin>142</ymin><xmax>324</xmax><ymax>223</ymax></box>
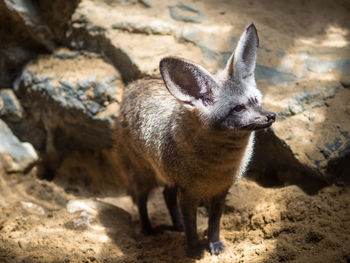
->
<box><xmin>18</xmin><ymin>240</ymin><xmax>28</xmax><ymax>251</ymax></box>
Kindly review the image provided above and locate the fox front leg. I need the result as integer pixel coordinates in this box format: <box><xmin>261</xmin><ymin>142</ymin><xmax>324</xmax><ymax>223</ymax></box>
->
<box><xmin>207</xmin><ymin>190</ymin><xmax>228</xmax><ymax>255</ymax></box>
<box><xmin>178</xmin><ymin>188</ymin><xmax>203</xmax><ymax>258</ymax></box>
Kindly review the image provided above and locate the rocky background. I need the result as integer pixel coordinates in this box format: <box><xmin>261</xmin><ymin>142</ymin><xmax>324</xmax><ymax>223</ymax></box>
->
<box><xmin>0</xmin><ymin>0</ymin><xmax>349</xmax><ymax>262</ymax></box>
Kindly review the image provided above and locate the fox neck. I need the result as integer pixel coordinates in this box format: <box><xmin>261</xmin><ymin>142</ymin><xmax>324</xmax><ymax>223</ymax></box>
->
<box><xmin>174</xmin><ymin>109</ymin><xmax>253</xmax><ymax>166</ymax></box>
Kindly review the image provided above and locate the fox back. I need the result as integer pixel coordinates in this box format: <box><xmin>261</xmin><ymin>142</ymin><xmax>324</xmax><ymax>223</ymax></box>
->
<box><xmin>112</xmin><ymin>23</ymin><xmax>275</xmax><ymax>257</ymax></box>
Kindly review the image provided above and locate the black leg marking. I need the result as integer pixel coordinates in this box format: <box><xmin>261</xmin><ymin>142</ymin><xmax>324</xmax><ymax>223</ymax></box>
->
<box><xmin>207</xmin><ymin>191</ymin><xmax>227</xmax><ymax>255</ymax></box>
<box><xmin>136</xmin><ymin>193</ymin><xmax>153</xmax><ymax>235</ymax></box>
<box><xmin>178</xmin><ymin>188</ymin><xmax>203</xmax><ymax>258</ymax></box>
<box><xmin>163</xmin><ymin>186</ymin><xmax>183</xmax><ymax>231</ymax></box>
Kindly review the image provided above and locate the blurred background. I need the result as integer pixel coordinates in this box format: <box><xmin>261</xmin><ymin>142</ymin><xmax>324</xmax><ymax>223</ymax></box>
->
<box><xmin>0</xmin><ymin>0</ymin><xmax>349</xmax><ymax>262</ymax></box>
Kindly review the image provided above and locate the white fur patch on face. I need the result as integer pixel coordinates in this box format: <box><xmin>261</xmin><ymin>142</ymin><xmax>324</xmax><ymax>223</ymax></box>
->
<box><xmin>242</xmin><ymin>77</ymin><xmax>262</xmax><ymax>104</ymax></box>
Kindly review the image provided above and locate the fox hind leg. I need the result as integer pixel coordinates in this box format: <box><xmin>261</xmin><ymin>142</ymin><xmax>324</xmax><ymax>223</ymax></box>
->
<box><xmin>163</xmin><ymin>186</ymin><xmax>183</xmax><ymax>232</ymax></box>
<box><xmin>134</xmin><ymin>191</ymin><xmax>153</xmax><ymax>235</ymax></box>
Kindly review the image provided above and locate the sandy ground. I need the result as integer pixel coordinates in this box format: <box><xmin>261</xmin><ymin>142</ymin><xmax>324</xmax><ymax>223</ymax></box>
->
<box><xmin>0</xmin><ymin>165</ymin><xmax>349</xmax><ymax>263</ymax></box>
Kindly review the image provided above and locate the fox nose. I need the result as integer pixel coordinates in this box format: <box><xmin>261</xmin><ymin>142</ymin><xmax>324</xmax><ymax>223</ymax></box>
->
<box><xmin>267</xmin><ymin>112</ymin><xmax>276</xmax><ymax>122</ymax></box>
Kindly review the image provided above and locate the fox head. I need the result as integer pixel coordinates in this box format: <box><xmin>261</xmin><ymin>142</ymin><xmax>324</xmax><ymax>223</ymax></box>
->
<box><xmin>160</xmin><ymin>23</ymin><xmax>275</xmax><ymax>132</ymax></box>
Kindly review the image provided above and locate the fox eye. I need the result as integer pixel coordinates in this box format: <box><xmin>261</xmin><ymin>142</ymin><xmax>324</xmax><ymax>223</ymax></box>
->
<box><xmin>232</xmin><ymin>105</ymin><xmax>245</xmax><ymax>112</ymax></box>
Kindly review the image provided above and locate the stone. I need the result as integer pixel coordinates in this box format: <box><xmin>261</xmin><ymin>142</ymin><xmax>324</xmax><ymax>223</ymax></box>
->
<box><xmin>0</xmin><ymin>0</ymin><xmax>79</xmax><ymax>89</ymax></box>
<box><xmin>111</xmin><ymin>20</ymin><xmax>175</xmax><ymax>35</ymax></box>
<box><xmin>0</xmin><ymin>119</ymin><xmax>38</xmax><ymax>173</ymax></box>
<box><xmin>175</xmin><ymin>26</ymin><xmax>237</xmax><ymax>67</ymax></box>
<box><xmin>247</xmin><ymin>129</ymin><xmax>329</xmax><ymax>195</ymax></box>
<box><xmin>306</xmin><ymin>59</ymin><xmax>350</xmax><ymax>76</ymax></box>
<box><xmin>169</xmin><ymin>3</ymin><xmax>204</xmax><ymax>23</ymax></box>
<box><xmin>67</xmin><ymin>0</ymin><xmax>202</xmax><ymax>80</ymax></box>
<box><xmin>3</xmin><ymin>0</ymin><xmax>55</xmax><ymax>50</ymax></box>
<box><xmin>33</xmin><ymin>0</ymin><xmax>80</xmax><ymax>41</ymax></box>
<box><xmin>258</xmin><ymin>82</ymin><xmax>350</xmax><ymax>186</ymax></box>
<box><xmin>6</xmin><ymin>49</ymin><xmax>124</xmax><ymax>177</ymax></box>
<box><xmin>0</xmin><ymin>89</ymin><xmax>24</xmax><ymax>122</ymax></box>
<box><xmin>138</xmin><ymin>0</ymin><xmax>152</xmax><ymax>8</ymax></box>
<box><xmin>255</xmin><ymin>65</ymin><xmax>300</xmax><ymax>85</ymax></box>
<box><xmin>0</xmin><ymin>2</ymin><xmax>43</xmax><ymax>89</ymax></box>
<box><xmin>53</xmin><ymin>51</ymin><xmax>80</xmax><ymax>60</ymax></box>
<box><xmin>66</xmin><ymin>198</ymin><xmax>131</xmax><ymax>232</ymax></box>
<box><xmin>327</xmin><ymin>145</ymin><xmax>350</xmax><ymax>186</ymax></box>
<box><xmin>21</xmin><ymin>201</ymin><xmax>45</xmax><ymax>215</ymax></box>
<box><xmin>67</xmin><ymin>0</ymin><xmax>248</xmax><ymax>79</ymax></box>
<box><xmin>283</xmin><ymin>86</ymin><xmax>339</xmax><ymax>117</ymax></box>
<box><xmin>67</xmin><ymin>199</ymin><xmax>99</xmax><ymax>215</ymax></box>
<box><xmin>340</xmin><ymin>76</ymin><xmax>350</xmax><ymax>88</ymax></box>
<box><xmin>12</xmin><ymin>50</ymin><xmax>123</xmax><ymax>150</ymax></box>
<box><xmin>18</xmin><ymin>240</ymin><xmax>28</xmax><ymax>251</ymax></box>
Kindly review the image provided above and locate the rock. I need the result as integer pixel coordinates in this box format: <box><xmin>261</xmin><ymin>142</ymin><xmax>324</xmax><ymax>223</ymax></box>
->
<box><xmin>306</xmin><ymin>59</ymin><xmax>350</xmax><ymax>76</ymax></box>
<box><xmin>255</xmin><ymin>65</ymin><xmax>301</xmax><ymax>85</ymax></box>
<box><xmin>111</xmin><ymin>20</ymin><xmax>175</xmax><ymax>35</ymax></box>
<box><xmin>169</xmin><ymin>3</ymin><xmax>204</xmax><ymax>23</ymax></box>
<box><xmin>21</xmin><ymin>201</ymin><xmax>45</xmax><ymax>215</ymax></box>
<box><xmin>327</xmin><ymin>146</ymin><xmax>350</xmax><ymax>186</ymax></box>
<box><xmin>66</xmin><ymin>199</ymin><xmax>131</xmax><ymax>233</ymax></box>
<box><xmin>175</xmin><ymin>25</ymin><xmax>237</xmax><ymax>66</ymax></box>
<box><xmin>33</xmin><ymin>0</ymin><xmax>80</xmax><ymax>41</ymax></box>
<box><xmin>254</xmin><ymin>80</ymin><xmax>350</xmax><ymax>187</ymax></box>
<box><xmin>67</xmin><ymin>0</ymin><xmax>258</xmax><ymax>80</ymax></box>
<box><xmin>0</xmin><ymin>119</ymin><xmax>38</xmax><ymax>173</ymax></box>
<box><xmin>282</xmin><ymin>85</ymin><xmax>339</xmax><ymax>116</ymax></box>
<box><xmin>69</xmin><ymin>0</ymin><xmax>311</xmax><ymax>82</ymax></box>
<box><xmin>67</xmin><ymin>199</ymin><xmax>101</xmax><ymax>215</ymax></box>
<box><xmin>0</xmin><ymin>0</ymin><xmax>79</xmax><ymax>89</ymax></box>
<box><xmin>6</xmin><ymin>49</ymin><xmax>123</xmax><ymax>178</ymax></box>
<box><xmin>11</xmin><ymin>49</ymin><xmax>123</xmax><ymax>150</ymax></box>
<box><xmin>18</xmin><ymin>240</ymin><xmax>28</xmax><ymax>251</ymax></box>
<box><xmin>254</xmin><ymin>45</ymin><xmax>350</xmax><ymax>186</ymax></box>
<box><xmin>248</xmin><ymin>129</ymin><xmax>329</xmax><ymax>195</ymax></box>
<box><xmin>3</xmin><ymin>0</ymin><xmax>55</xmax><ymax>51</ymax></box>
<box><xmin>0</xmin><ymin>1</ymin><xmax>44</xmax><ymax>89</ymax></box>
<box><xmin>340</xmin><ymin>76</ymin><xmax>350</xmax><ymax>88</ymax></box>
<box><xmin>0</xmin><ymin>89</ymin><xmax>24</xmax><ymax>122</ymax></box>
<box><xmin>138</xmin><ymin>0</ymin><xmax>152</xmax><ymax>8</ymax></box>
<box><xmin>67</xmin><ymin>0</ymin><xmax>202</xmax><ymax>80</ymax></box>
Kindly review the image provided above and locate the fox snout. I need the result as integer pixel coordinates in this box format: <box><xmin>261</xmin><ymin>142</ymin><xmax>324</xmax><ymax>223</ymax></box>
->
<box><xmin>266</xmin><ymin>112</ymin><xmax>276</xmax><ymax>123</ymax></box>
<box><xmin>239</xmin><ymin>108</ymin><xmax>276</xmax><ymax>131</ymax></box>
<box><xmin>255</xmin><ymin>109</ymin><xmax>276</xmax><ymax>129</ymax></box>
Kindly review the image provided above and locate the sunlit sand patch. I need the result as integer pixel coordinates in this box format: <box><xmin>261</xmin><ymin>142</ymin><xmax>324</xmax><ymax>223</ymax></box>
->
<box><xmin>297</xmin><ymin>25</ymin><xmax>349</xmax><ymax>48</ymax></box>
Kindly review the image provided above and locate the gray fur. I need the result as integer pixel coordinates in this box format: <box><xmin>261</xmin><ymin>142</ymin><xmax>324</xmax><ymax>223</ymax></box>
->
<box><xmin>112</xmin><ymin>23</ymin><xmax>275</xmax><ymax>257</ymax></box>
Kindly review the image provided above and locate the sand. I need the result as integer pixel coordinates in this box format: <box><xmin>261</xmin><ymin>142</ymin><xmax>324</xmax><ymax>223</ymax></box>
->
<box><xmin>0</xmin><ymin>166</ymin><xmax>349</xmax><ymax>263</ymax></box>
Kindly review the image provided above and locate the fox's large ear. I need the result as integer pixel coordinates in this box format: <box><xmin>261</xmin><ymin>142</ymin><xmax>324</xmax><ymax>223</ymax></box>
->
<box><xmin>160</xmin><ymin>57</ymin><xmax>216</xmax><ymax>108</ymax></box>
<box><xmin>225</xmin><ymin>23</ymin><xmax>259</xmax><ymax>79</ymax></box>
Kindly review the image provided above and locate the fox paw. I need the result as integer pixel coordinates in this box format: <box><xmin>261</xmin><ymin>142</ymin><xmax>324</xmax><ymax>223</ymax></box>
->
<box><xmin>209</xmin><ymin>241</ymin><xmax>225</xmax><ymax>255</ymax></box>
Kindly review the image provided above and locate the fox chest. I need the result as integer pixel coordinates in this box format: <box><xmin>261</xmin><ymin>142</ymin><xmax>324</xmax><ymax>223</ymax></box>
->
<box><xmin>163</xmin><ymin>152</ymin><xmax>243</xmax><ymax>197</ymax></box>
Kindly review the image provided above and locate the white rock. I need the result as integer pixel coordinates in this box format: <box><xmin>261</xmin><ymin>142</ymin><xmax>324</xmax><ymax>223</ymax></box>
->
<box><xmin>66</xmin><ymin>199</ymin><xmax>98</xmax><ymax>215</ymax></box>
<box><xmin>0</xmin><ymin>119</ymin><xmax>38</xmax><ymax>172</ymax></box>
<box><xmin>21</xmin><ymin>201</ymin><xmax>45</xmax><ymax>215</ymax></box>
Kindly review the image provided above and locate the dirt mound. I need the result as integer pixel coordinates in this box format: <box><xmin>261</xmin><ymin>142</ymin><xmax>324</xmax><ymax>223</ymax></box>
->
<box><xmin>1</xmin><ymin>167</ymin><xmax>349</xmax><ymax>262</ymax></box>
